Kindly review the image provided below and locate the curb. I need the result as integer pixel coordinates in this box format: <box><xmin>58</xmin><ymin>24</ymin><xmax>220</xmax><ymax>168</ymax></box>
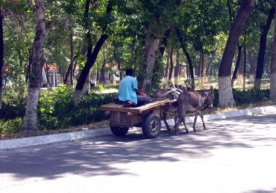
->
<box><xmin>0</xmin><ymin>128</ymin><xmax>111</xmax><ymax>150</ymax></box>
<box><xmin>1</xmin><ymin>105</ymin><xmax>276</xmax><ymax>150</ymax></box>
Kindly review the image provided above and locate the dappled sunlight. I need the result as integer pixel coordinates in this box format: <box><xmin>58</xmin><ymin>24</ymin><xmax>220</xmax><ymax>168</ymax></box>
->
<box><xmin>1</xmin><ymin>113</ymin><xmax>276</xmax><ymax>188</ymax></box>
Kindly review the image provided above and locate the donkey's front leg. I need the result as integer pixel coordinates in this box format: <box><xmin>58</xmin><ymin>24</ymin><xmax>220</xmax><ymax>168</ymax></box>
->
<box><xmin>199</xmin><ymin>112</ymin><xmax>206</xmax><ymax>130</ymax></box>
<box><xmin>174</xmin><ymin>117</ymin><xmax>180</xmax><ymax>135</ymax></box>
<box><xmin>193</xmin><ymin>113</ymin><xmax>198</xmax><ymax>132</ymax></box>
<box><xmin>163</xmin><ymin>112</ymin><xmax>172</xmax><ymax>131</ymax></box>
<box><xmin>181</xmin><ymin>117</ymin><xmax>189</xmax><ymax>133</ymax></box>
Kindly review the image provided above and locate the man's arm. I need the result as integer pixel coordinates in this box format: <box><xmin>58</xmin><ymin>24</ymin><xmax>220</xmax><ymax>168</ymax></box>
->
<box><xmin>135</xmin><ymin>89</ymin><xmax>147</xmax><ymax>96</ymax></box>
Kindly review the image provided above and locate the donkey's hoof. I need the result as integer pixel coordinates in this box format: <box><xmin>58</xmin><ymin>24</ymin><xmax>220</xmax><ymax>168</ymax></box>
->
<box><xmin>166</xmin><ymin>127</ymin><xmax>171</xmax><ymax>132</ymax></box>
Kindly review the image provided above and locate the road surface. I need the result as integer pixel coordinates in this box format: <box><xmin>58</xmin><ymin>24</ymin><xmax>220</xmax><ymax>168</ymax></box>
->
<box><xmin>1</xmin><ymin>113</ymin><xmax>276</xmax><ymax>193</ymax></box>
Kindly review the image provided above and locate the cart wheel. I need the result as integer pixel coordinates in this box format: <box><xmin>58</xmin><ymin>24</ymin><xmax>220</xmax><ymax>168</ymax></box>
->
<box><xmin>110</xmin><ymin>126</ymin><xmax>129</xmax><ymax>136</ymax></box>
<box><xmin>142</xmin><ymin>113</ymin><xmax>161</xmax><ymax>138</ymax></box>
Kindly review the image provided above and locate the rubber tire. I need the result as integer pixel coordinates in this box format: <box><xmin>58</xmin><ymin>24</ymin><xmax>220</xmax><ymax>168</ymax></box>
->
<box><xmin>142</xmin><ymin>113</ymin><xmax>161</xmax><ymax>138</ymax></box>
<box><xmin>110</xmin><ymin>126</ymin><xmax>129</xmax><ymax>136</ymax></box>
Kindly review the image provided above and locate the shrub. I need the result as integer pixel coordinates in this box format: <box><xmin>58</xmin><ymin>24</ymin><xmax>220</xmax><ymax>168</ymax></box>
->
<box><xmin>233</xmin><ymin>89</ymin><xmax>269</xmax><ymax>105</ymax></box>
<box><xmin>211</xmin><ymin>88</ymin><xmax>269</xmax><ymax>107</ymax></box>
<box><xmin>0</xmin><ymin>101</ymin><xmax>26</xmax><ymax>120</ymax></box>
<box><xmin>1</xmin><ymin>85</ymin><xmax>270</xmax><ymax>134</ymax></box>
<box><xmin>67</xmin><ymin>93</ymin><xmax>116</xmax><ymax>126</ymax></box>
<box><xmin>37</xmin><ymin>85</ymin><xmax>116</xmax><ymax>130</ymax></box>
<box><xmin>0</xmin><ymin>86</ymin><xmax>26</xmax><ymax>120</ymax></box>
<box><xmin>0</xmin><ymin>118</ymin><xmax>23</xmax><ymax>135</ymax></box>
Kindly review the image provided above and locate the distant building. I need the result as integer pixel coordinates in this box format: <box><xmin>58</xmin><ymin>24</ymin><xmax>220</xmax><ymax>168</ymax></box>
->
<box><xmin>42</xmin><ymin>64</ymin><xmax>60</xmax><ymax>87</ymax></box>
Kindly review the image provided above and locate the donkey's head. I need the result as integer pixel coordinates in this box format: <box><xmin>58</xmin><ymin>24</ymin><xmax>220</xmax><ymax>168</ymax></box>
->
<box><xmin>200</xmin><ymin>87</ymin><xmax>214</xmax><ymax>109</ymax></box>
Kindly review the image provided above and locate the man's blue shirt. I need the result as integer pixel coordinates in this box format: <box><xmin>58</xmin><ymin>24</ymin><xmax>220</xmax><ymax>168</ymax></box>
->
<box><xmin>118</xmin><ymin>75</ymin><xmax>138</xmax><ymax>104</ymax></box>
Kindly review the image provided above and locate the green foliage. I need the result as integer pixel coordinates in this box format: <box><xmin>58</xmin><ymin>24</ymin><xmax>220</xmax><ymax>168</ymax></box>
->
<box><xmin>233</xmin><ymin>89</ymin><xmax>270</xmax><ymax>105</ymax></box>
<box><xmin>200</xmin><ymin>88</ymin><xmax>270</xmax><ymax>108</ymax></box>
<box><xmin>68</xmin><ymin>92</ymin><xmax>116</xmax><ymax>126</ymax></box>
<box><xmin>0</xmin><ymin>85</ymin><xmax>272</xmax><ymax>135</ymax></box>
<box><xmin>0</xmin><ymin>118</ymin><xmax>23</xmax><ymax>135</ymax></box>
<box><xmin>0</xmin><ymin>86</ymin><xmax>27</xmax><ymax>120</ymax></box>
<box><xmin>37</xmin><ymin>85</ymin><xmax>116</xmax><ymax>130</ymax></box>
<box><xmin>1</xmin><ymin>0</ymin><xmax>275</xmax><ymax>136</ymax></box>
<box><xmin>38</xmin><ymin>85</ymin><xmax>74</xmax><ymax>129</ymax></box>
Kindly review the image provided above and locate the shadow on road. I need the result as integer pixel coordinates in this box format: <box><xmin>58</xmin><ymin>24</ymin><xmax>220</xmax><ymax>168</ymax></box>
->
<box><xmin>243</xmin><ymin>187</ymin><xmax>276</xmax><ymax>193</ymax></box>
<box><xmin>0</xmin><ymin>114</ymin><xmax>276</xmax><ymax>182</ymax></box>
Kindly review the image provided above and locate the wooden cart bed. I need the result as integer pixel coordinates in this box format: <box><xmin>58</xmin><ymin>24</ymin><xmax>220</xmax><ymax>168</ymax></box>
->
<box><xmin>100</xmin><ymin>98</ymin><xmax>173</xmax><ymax>114</ymax></box>
<box><xmin>100</xmin><ymin>98</ymin><xmax>177</xmax><ymax>138</ymax></box>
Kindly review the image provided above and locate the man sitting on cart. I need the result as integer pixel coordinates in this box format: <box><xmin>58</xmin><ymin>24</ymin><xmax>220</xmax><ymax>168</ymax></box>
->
<box><xmin>116</xmin><ymin>67</ymin><xmax>151</xmax><ymax>107</ymax></box>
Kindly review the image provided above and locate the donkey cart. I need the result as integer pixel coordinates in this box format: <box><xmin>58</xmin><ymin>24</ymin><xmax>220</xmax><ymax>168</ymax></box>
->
<box><xmin>100</xmin><ymin>98</ymin><xmax>171</xmax><ymax>138</ymax></box>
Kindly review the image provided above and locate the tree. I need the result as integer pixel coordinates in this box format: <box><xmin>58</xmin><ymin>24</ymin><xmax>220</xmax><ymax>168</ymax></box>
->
<box><xmin>174</xmin><ymin>0</ymin><xmax>228</xmax><ymax>89</ymax></box>
<box><xmin>73</xmin><ymin>0</ymin><xmax>111</xmax><ymax>105</ymax></box>
<box><xmin>23</xmin><ymin>0</ymin><xmax>45</xmax><ymax>132</ymax></box>
<box><xmin>175</xmin><ymin>27</ymin><xmax>195</xmax><ymax>89</ymax></box>
<box><xmin>218</xmin><ymin>0</ymin><xmax>255</xmax><ymax>107</ymax></box>
<box><xmin>231</xmin><ymin>44</ymin><xmax>243</xmax><ymax>86</ymax></box>
<box><xmin>140</xmin><ymin>0</ymin><xmax>180</xmax><ymax>91</ymax></box>
<box><xmin>0</xmin><ymin>7</ymin><xmax>4</xmax><ymax>109</ymax></box>
<box><xmin>270</xmin><ymin>15</ymin><xmax>276</xmax><ymax>100</ymax></box>
<box><xmin>140</xmin><ymin>11</ymin><xmax>162</xmax><ymax>90</ymax></box>
<box><xmin>254</xmin><ymin>7</ymin><xmax>275</xmax><ymax>89</ymax></box>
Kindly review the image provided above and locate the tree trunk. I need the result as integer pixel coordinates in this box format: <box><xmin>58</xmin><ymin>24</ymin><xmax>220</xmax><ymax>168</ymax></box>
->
<box><xmin>175</xmin><ymin>27</ymin><xmax>195</xmax><ymax>89</ymax></box>
<box><xmin>174</xmin><ymin>49</ymin><xmax>180</xmax><ymax>85</ymax></box>
<box><xmin>0</xmin><ymin>8</ymin><xmax>3</xmax><ymax>109</ymax></box>
<box><xmin>254</xmin><ymin>7</ymin><xmax>276</xmax><ymax>89</ymax></box>
<box><xmin>231</xmin><ymin>44</ymin><xmax>243</xmax><ymax>86</ymax></box>
<box><xmin>99</xmin><ymin>47</ymin><xmax>106</xmax><ymax>83</ymax></box>
<box><xmin>227</xmin><ymin>0</ymin><xmax>233</xmax><ymax>22</ymax></box>
<box><xmin>164</xmin><ymin>52</ymin><xmax>169</xmax><ymax>79</ymax></box>
<box><xmin>141</xmin><ymin>36</ymin><xmax>160</xmax><ymax>91</ymax></box>
<box><xmin>199</xmin><ymin>51</ymin><xmax>205</xmax><ymax>78</ymax></box>
<box><xmin>113</xmin><ymin>46</ymin><xmax>122</xmax><ymax>80</ymax></box>
<box><xmin>64</xmin><ymin>21</ymin><xmax>74</xmax><ymax>85</ymax></box>
<box><xmin>74</xmin><ymin>0</ymin><xmax>111</xmax><ymax>104</ymax></box>
<box><xmin>130</xmin><ymin>39</ymin><xmax>137</xmax><ymax>70</ymax></box>
<box><xmin>243</xmin><ymin>41</ymin><xmax>247</xmax><ymax>90</ymax></box>
<box><xmin>248</xmin><ymin>50</ymin><xmax>256</xmax><ymax>77</ymax></box>
<box><xmin>218</xmin><ymin>0</ymin><xmax>255</xmax><ymax>107</ymax></box>
<box><xmin>74</xmin><ymin>34</ymin><xmax>108</xmax><ymax>104</ymax></box>
<box><xmin>168</xmin><ymin>47</ymin><xmax>174</xmax><ymax>81</ymax></box>
<box><xmin>270</xmin><ymin>17</ymin><xmax>276</xmax><ymax>100</ymax></box>
<box><xmin>159</xmin><ymin>28</ymin><xmax>171</xmax><ymax>56</ymax></box>
<box><xmin>205</xmin><ymin>48</ymin><xmax>217</xmax><ymax>77</ymax></box>
<box><xmin>24</xmin><ymin>0</ymin><xmax>45</xmax><ymax>132</ymax></box>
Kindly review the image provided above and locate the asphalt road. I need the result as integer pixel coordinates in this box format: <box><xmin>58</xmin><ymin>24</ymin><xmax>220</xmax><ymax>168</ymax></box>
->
<box><xmin>1</xmin><ymin>113</ymin><xmax>276</xmax><ymax>193</ymax></box>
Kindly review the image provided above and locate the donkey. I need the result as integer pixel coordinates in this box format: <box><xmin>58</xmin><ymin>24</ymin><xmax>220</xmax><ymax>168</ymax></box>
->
<box><xmin>174</xmin><ymin>87</ymin><xmax>214</xmax><ymax>134</ymax></box>
<box><xmin>155</xmin><ymin>87</ymin><xmax>183</xmax><ymax>131</ymax></box>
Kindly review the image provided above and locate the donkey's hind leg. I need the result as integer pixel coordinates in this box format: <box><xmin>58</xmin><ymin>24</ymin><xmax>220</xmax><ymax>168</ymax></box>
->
<box><xmin>181</xmin><ymin>114</ymin><xmax>189</xmax><ymax>133</ymax></box>
<box><xmin>175</xmin><ymin>112</ymin><xmax>189</xmax><ymax>134</ymax></box>
<box><xmin>193</xmin><ymin>111</ymin><xmax>206</xmax><ymax>131</ymax></box>
<box><xmin>174</xmin><ymin>114</ymin><xmax>188</xmax><ymax>135</ymax></box>
<box><xmin>181</xmin><ymin>116</ymin><xmax>189</xmax><ymax>133</ymax></box>
<box><xmin>163</xmin><ymin>111</ymin><xmax>171</xmax><ymax>132</ymax></box>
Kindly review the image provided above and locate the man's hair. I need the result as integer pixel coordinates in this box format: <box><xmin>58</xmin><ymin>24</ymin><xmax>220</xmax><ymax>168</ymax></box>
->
<box><xmin>125</xmin><ymin>67</ymin><xmax>134</xmax><ymax>76</ymax></box>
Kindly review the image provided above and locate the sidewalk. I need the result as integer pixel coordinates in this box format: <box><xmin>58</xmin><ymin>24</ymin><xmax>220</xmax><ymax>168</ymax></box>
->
<box><xmin>1</xmin><ymin>105</ymin><xmax>276</xmax><ymax>150</ymax></box>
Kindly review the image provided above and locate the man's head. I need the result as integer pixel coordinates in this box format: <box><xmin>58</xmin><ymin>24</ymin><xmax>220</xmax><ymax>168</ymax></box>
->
<box><xmin>125</xmin><ymin>67</ymin><xmax>134</xmax><ymax>76</ymax></box>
